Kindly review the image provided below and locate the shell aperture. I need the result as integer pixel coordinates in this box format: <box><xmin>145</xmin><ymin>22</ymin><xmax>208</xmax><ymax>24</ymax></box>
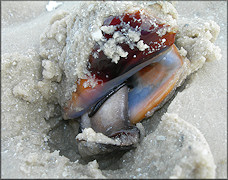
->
<box><xmin>64</xmin><ymin>10</ymin><xmax>176</xmax><ymax>120</ymax></box>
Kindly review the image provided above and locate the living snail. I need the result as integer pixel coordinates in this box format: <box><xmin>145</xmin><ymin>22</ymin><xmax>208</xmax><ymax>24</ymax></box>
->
<box><xmin>63</xmin><ymin>9</ymin><xmax>188</xmax><ymax>157</ymax></box>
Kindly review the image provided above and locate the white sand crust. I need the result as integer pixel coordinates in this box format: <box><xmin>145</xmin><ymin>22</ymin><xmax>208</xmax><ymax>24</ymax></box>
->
<box><xmin>176</xmin><ymin>18</ymin><xmax>221</xmax><ymax>73</ymax></box>
<box><xmin>76</xmin><ymin>128</ymin><xmax>121</xmax><ymax>146</ymax></box>
<box><xmin>1</xmin><ymin>1</ymin><xmax>226</xmax><ymax>179</ymax></box>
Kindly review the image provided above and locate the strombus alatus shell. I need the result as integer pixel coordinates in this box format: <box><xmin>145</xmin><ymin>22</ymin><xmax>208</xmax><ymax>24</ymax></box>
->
<box><xmin>63</xmin><ymin>9</ymin><xmax>187</xmax><ymax>157</ymax></box>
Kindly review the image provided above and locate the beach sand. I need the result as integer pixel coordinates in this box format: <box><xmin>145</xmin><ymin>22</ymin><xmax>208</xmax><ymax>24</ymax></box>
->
<box><xmin>1</xmin><ymin>1</ymin><xmax>227</xmax><ymax>178</ymax></box>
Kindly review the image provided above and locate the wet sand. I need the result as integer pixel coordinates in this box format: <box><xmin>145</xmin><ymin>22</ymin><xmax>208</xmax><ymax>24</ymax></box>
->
<box><xmin>1</xmin><ymin>1</ymin><xmax>227</xmax><ymax>178</ymax></box>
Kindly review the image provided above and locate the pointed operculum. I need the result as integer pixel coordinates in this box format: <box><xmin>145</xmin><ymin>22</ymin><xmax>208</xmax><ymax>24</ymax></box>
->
<box><xmin>128</xmin><ymin>45</ymin><xmax>184</xmax><ymax>124</ymax></box>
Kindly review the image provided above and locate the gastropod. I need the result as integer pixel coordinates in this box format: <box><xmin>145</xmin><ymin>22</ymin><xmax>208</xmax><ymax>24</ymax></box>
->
<box><xmin>63</xmin><ymin>9</ymin><xmax>189</xmax><ymax>157</ymax></box>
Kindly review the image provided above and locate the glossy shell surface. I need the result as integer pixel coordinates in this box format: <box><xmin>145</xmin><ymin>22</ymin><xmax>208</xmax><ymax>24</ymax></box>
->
<box><xmin>64</xmin><ymin>10</ymin><xmax>184</xmax><ymax>125</ymax></box>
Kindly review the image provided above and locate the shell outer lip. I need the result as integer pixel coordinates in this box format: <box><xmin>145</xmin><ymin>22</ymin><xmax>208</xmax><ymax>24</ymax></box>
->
<box><xmin>64</xmin><ymin>46</ymin><xmax>172</xmax><ymax>120</ymax></box>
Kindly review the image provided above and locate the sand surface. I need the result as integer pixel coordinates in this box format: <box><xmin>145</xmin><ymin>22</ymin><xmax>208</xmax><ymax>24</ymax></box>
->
<box><xmin>1</xmin><ymin>1</ymin><xmax>227</xmax><ymax>178</ymax></box>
